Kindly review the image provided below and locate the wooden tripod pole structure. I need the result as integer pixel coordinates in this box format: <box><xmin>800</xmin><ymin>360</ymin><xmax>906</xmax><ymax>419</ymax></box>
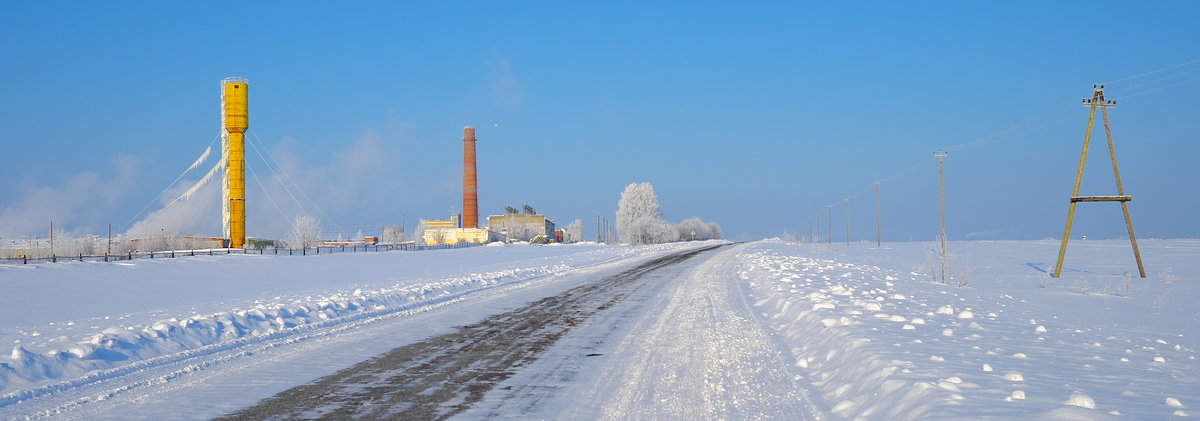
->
<box><xmin>1053</xmin><ymin>85</ymin><xmax>1146</xmax><ymax>278</ymax></box>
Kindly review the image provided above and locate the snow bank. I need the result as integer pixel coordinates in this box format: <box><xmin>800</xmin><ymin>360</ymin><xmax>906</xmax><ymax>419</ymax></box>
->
<box><xmin>736</xmin><ymin>239</ymin><xmax>1198</xmax><ymax>420</ymax></box>
<box><xmin>0</xmin><ymin>241</ymin><xmax>713</xmax><ymax>402</ymax></box>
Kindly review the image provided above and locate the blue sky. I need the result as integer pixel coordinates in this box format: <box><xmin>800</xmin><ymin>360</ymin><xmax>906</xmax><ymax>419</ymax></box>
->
<box><xmin>1</xmin><ymin>1</ymin><xmax>1198</xmax><ymax>242</ymax></box>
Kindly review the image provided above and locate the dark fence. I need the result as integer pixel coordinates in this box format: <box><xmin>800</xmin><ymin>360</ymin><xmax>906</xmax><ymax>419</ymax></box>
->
<box><xmin>0</xmin><ymin>242</ymin><xmax>480</xmax><ymax>265</ymax></box>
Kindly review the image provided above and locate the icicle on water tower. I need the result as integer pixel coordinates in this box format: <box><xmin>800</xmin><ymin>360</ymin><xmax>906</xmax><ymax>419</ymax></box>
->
<box><xmin>221</xmin><ymin>77</ymin><xmax>249</xmax><ymax>248</ymax></box>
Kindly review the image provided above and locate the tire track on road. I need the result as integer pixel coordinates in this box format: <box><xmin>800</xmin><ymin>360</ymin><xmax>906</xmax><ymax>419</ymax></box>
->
<box><xmin>219</xmin><ymin>244</ymin><xmax>725</xmax><ymax>421</ymax></box>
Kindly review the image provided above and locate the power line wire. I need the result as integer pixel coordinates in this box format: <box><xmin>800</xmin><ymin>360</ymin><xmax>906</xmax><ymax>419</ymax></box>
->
<box><xmin>247</xmin><ymin>130</ymin><xmax>346</xmax><ymax>234</ymax></box>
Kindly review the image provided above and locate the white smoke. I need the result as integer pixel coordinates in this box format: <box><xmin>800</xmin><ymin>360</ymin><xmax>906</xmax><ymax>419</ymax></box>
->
<box><xmin>0</xmin><ymin>154</ymin><xmax>137</xmax><ymax>239</ymax></box>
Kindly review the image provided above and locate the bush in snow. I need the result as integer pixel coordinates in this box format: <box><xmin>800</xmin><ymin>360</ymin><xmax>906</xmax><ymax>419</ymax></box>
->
<box><xmin>284</xmin><ymin>215</ymin><xmax>322</xmax><ymax>249</ymax></box>
<box><xmin>675</xmin><ymin>217</ymin><xmax>723</xmax><ymax>241</ymax></box>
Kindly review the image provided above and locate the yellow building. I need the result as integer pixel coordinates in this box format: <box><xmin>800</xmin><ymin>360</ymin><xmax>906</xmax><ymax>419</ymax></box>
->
<box><xmin>419</xmin><ymin>214</ymin><xmax>495</xmax><ymax>245</ymax></box>
<box><xmin>422</xmin><ymin>227</ymin><xmax>492</xmax><ymax>245</ymax></box>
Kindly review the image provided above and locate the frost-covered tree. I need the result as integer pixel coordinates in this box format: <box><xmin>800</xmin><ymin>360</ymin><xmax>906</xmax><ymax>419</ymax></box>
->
<box><xmin>284</xmin><ymin>215</ymin><xmax>322</xmax><ymax>249</ymax></box>
<box><xmin>618</xmin><ymin>182</ymin><xmax>671</xmax><ymax>245</ymax></box>
<box><xmin>414</xmin><ymin>221</ymin><xmax>429</xmax><ymax>245</ymax></box>
<box><xmin>381</xmin><ymin>224</ymin><xmax>405</xmax><ymax>244</ymax></box>
<box><xmin>563</xmin><ymin>219</ymin><xmax>584</xmax><ymax>243</ymax></box>
<box><xmin>674</xmin><ymin>217</ymin><xmax>723</xmax><ymax>241</ymax></box>
<box><xmin>706</xmin><ymin>222</ymin><xmax>723</xmax><ymax>240</ymax></box>
<box><xmin>628</xmin><ymin>216</ymin><xmax>678</xmax><ymax>245</ymax></box>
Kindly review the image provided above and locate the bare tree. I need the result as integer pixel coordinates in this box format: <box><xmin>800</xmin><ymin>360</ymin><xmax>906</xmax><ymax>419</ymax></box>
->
<box><xmin>428</xmin><ymin>229</ymin><xmax>448</xmax><ymax>245</ymax></box>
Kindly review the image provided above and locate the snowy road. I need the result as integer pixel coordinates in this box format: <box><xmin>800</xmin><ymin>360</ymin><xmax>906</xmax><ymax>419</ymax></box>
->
<box><xmin>466</xmin><ymin>242</ymin><xmax>822</xmax><ymax>420</ymax></box>
<box><xmin>216</xmin><ymin>243</ymin><xmax>823</xmax><ymax>420</ymax></box>
<box><xmin>218</xmin><ymin>244</ymin><xmax>733</xmax><ymax>420</ymax></box>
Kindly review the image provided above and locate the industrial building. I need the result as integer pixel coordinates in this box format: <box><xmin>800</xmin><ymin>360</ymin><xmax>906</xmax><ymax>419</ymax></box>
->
<box><xmin>419</xmin><ymin>127</ymin><xmax>493</xmax><ymax>246</ymax></box>
<box><xmin>420</xmin><ymin>214</ymin><xmax>495</xmax><ymax>245</ymax></box>
<box><xmin>417</xmin><ymin>127</ymin><xmax>567</xmax><ymax>245</ymax></box>
<box><xmin>487</xmin><ymin>205</ymin><xmax>556</xmax><ymax>242</ymax></box>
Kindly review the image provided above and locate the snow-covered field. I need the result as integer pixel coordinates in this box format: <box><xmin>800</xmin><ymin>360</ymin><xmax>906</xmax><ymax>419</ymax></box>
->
<box><xmin>0</xmin><ymin>242</ymin><xmax>709</xmax><ymax>417</ymax></box>
<box><xmin>1</xmin><ymin>239</ymin><xmax>1196</xmax><ymax>419</ymax></box>
<box><xmin>739</xmin><ymin>239</ymin><xmax>1198</xmax><ymax>420</ymax></box>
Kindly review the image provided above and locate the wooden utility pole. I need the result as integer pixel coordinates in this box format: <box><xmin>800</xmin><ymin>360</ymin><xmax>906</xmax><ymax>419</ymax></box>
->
<box><xmin>934</xmin><ymin>151</ymin><xmax>948</xmax><ymax>243</ymax></box>
<box><xmin>875</xmin><ymin>181</ymin><xmax>882</xmax><ymax>247</ymax></box>
<box><xmin>845</xmin><ymin>198</ymin><xmax>851</xmax><ymax>246</ymax></box>
<box><xmin>49</xmin><ymin>221</ymin><xmax>54</xmax><ymax>258</ymax></box>
<box><xmin>1053</xmin><ymin>85</ymin><xmax>1146</xmax><ymax>278</ymax></box>
<box><xmin>808</xmin><ymin>217</ymin><xmax>813</xmax><ymax>244</ymax></box>
<box><xmin>816</xmin><ymin>214</ymin><xmax>821</xmax><ymax>244</ymax></box>
<box><xmin>827</xmin><ymin>205</ymin><xmax>832</xmax><ymax>245</ymax></box>
<box><xmin>934</xmin><ymin>151</ymin><xmax>948</xmax><ymax>283</ymax></box>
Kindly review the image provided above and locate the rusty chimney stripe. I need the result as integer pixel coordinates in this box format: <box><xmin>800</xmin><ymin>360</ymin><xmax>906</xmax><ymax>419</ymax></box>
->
<box><xmin>463</xmin><ymin>126</ymin><xmax>479</xmax><ymax>229</ymax></box>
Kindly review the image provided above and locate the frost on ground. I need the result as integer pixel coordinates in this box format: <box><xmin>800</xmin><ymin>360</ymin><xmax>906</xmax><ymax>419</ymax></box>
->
<box><xmin>738</xmin><ymin>239</ymin><xmax>1198</xmax><ymax>420</ymax></box>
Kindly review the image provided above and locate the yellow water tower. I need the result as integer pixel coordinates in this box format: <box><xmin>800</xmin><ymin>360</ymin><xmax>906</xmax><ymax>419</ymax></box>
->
<box><xmin>223</xmin><ymin>77</ymin><xmax>249</xmax><ymax>248</ymax></box>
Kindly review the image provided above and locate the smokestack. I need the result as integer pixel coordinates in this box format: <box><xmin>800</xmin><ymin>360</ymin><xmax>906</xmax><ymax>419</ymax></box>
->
<box><xmin>463</xmin><ymin>127</ymin><xmax>478</xmax><ymax>229</ymax></box>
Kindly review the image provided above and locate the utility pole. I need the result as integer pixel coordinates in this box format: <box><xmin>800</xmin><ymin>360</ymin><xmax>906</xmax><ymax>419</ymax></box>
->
<box><xmin>603</xmin><ymin>215</ymin><xmax>610</xmax><ymax>244</ymax></box>
<box><xmin>827</xmin><ymin>205</ymin><xmax>832</xmax><ymax>245</ymax></box>
<box><xmin>108</xmin><ymin>223</ymin><xmax>112</xmax><ymax>256</ymax></box>
<box><xmin>934</xmin><ymin>150</ymin><xmax>949</xmax><ymax>282</ymax></box>
<box><xmin>816</xmin><ymin>214</ymin><xmax>821</xmax><ymax>244</ymax></box>
<box><xmin>808</xmin><ymin>217</ymin><xmax>813</xmax><ymax>244</ymax></box>
<box><xmin>875</xmin><ymin>181</ymin><xmax>882</xmax><ymax>247</ymax></box>
<box><xmin>596</xmin><ymin>212</ymin><xmax>602</xmax><ymax>243</ymax></box>
<box><xmin>935</xmin><ymin>151</ymin><xmax>948</xmax><ymax>242</ymax></box>
<box><xmin>1054</xmin><ymin>85</ymin><xmax>1145</xmax><ymax>278</ymax></box>
<box><xmin>49</xmin><ymin>221</ymin><xmax>54</xmax><ymax>258</ymax></box>
<box><xmin>845</xmin><ymin>198</ymin><xmax>851</xmax><ymax>246</ymax></box>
